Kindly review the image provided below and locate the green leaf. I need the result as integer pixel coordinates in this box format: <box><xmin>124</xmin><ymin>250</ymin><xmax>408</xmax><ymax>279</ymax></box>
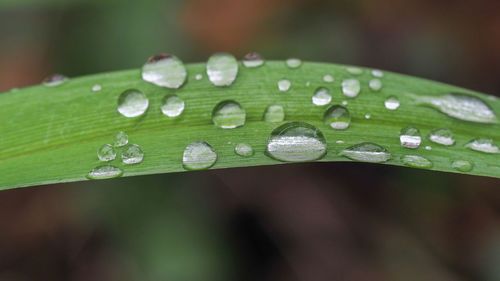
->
<box><xmin>1</xmin><ymin>61</ymin><xmax>499</xmax><ymax>189</ymax></box>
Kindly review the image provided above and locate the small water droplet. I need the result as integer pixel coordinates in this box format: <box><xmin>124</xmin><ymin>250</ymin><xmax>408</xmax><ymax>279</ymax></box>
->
<box><xmin>87</xmin><ymin>165</ymin><xmax>123</xmax><ymax>180</ymax></box>
<box><xmin>312</xmin><ymin>87</ymin><xmax>332</xmax><ymax>106</ymax></box>
<box><xmin>43</xmin><ymin>74</ymin><xmax>67</xmax><ymax>87</ymax></box>
<box><xmin>212</xmin><ymin>100</ymin><xmax>246</xmax><ymax>129</ymax></box>
<box><xmin>340</xmin><ymin>142</ymin><xmax>391</xmax><ymax>163</ymax></box>
<box><xmin>369</xmin><ymin>79</ymin><xmax>382</xmax><ymax>91</ymax></box>
<box><xmin>183</xmin><ymin>141</ymin><xmax>217</xmax><ymax>170</ymax></box>
<box><xmin>323</xmin><ymin>105</ymin><xmax>350</xmax><ymax>130</ymax></box>
<box><xmin>365</xmin><ymin>113</ymin><xmax>371</xmax><ymax>119</ymax></box>
<box><xmin>342</xmin><ymin>100</ymin><xmax>348</xmax><ymax>106</ymax></box>
<box><xmin>429</xmin><ymin>128</ymin><xmax>455</xmax><ymax>146</ymax></box>
<box><xmin>286</xmin><ymin>58</ymin><xmax>302</xmax><ymax>69</ymax></box>
<box><xmin>336</xmin><ymin>140</ymin><xmax>345</xmax><ymax>144</ymax></box>
<box><xmin>207</xmin><ymin>53</ymin><xmax>238</xmax><ymax>87</ymax></box>
<box><xmin>121</xmin><ymin>144</ymin><xmax>144</xmax><ymax>164</ymax></box>
<box><xmin>278</xmin><ymin>79</ymin><xmax>291</xmax><ymax>92</ymax></box>
<box><xmin>452</xmin><ymin>160</ymin><xmax>473</xmax><ymax>172</ymax></box>
<box><xmin>114</xmin><ymin>131</ymin><xmax>128</xmax><ymax>147</ymax></box>
<box><xmin>242</xmin><ymin>52</ymin><xmax>264</xmax><ymax>68</ymax></box>
<box><xmin>384</xmin><ymin>96</ymin><xmax>400</xmax><ymax>110</ymax></box>
<box><xmin>425</xmin><ymin>146</ymin><xmax>432</xmax><ymax>151</ymax></box>
<box><xmin>402</xmin><ymin>155</ymin><xmax>433</xmax><ymax>169</ymax></box>
<box><xmin>161</xmin><ymin>94</ymin><xmax>185</xmax><ymax>117</ymax></box>
<box><xmin>371</xmin><ymin>69</ymin><xmax>384</xmax><ymax>78</ymax></box>
<box><xmin>465</xmin><ymin>138</ymin><xmax>499</xmax><ymax>154</ymax></box>
<box><xmin>323</xmin><ymin>74</ymin><xmax>334</xmax><ymax>83</ymax></box>
<box><xmin>342</xmin><ymin>78</ymin><xmax>360</xmax><ymax>98</ymax></box>
<box><xmin>266</xmin><ymin>122</ymin><xmax>327</xmax><ymax>162</ymax></box>
<box><xmin>97</xmin><ymin>144</ymin><xmax>117</xmax><ymax>162</ymax></box>
<box><xmin>346</xmin><ymin>67</ymin><xmax>363</xmax><ymax>75</ymax></box>
<box><xmin>235</xmin><ymin>143</ymin><xmax>254</xmax><ymax>157</ymax></box>
<box><xmin>141</xmin><ymin>54</ymin><xmax>187</xmax><ymax>89</ymax></box>
<box><xmin>92</xmin><ymin>84</ymin><xmax>102</xmax><ymax>92</ymax></box>
<box><xmin>400</xmin><ymin>126</ymin><xmax>422</xmax><ymax>149</ymax></box>
<box><xmin>264</xmin><ymin>104</ymin><xmax>285</xmax><ymax>123</ymax></box>
<box><xmin>195</xmin><ymin>74</ymin><xmax>203</xmax><ymax>80</ymax></box>
<box><xmin>117</xmin><ymin>89</ymin><xmax>149</xmax><ymax>118</ymax></box>
<box><xmin>305</xmin><ymin>81</ymin><xmax>311</xmax><ymax>87</ymax></box>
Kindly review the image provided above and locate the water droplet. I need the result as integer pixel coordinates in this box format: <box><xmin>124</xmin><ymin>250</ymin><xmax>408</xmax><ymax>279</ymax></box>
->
<box><xmin>342</xmin><ymin>100</ymin><xmax>348</xmax><ymax>106</ymax></box>
<box><xmin>212</xmin><ymin>100</ymin><xmax>246</xmax><ymax>129</ymax></box>
<box><xmin>305</xmin><ymin>81</ymin><xmax>311</xmax><ymax>87</ymax></box>
<box><xmin>242</xmin><ymin>52</ymin><xmax>264</xmax><ymax>68</ymax></box>
<box><xmin>342</xmin><ymin>78</ymin><xmax>360</xmax><ymax>98</ymax></box>
<box><xmin>235</xmin><ymin>143</ymin><xmax>254</xmax><ymax>157</ymax></box>
<box><xmin>384</xmin><ymin>96</ymin><xmax>400</xmax><ymax>110</ymax></box>
<box><xmin>195</xmin><ymin>74</ymin><xmax>203</xmax><ymax>80</ymax></box>
<box><xmin>425</xmin><ymin>146</ymin><xmax>432</xmax><ymax>151</ymax></box>
<box><xmin>266</xmin><ymin>122</ymin><xmax>327</xmax><ymax>162</ymax></box>
<box><xmin>183</xmin><ymin>141</ymin><xmax>217</xmax><ymax>170</ymax></box>
<box><xmin>369</xmin><ymin>79</ymin><xmax>382</xmax><ymax>91</ymax></box>
<box><xmin>411</xmin><ymin>93</ymin><xmax>498</xmax><ymax>124</ymax></box>
<box><xmin>43</xmin><ymin>74</ymin><xmax>67</xmax><ymax>87</ymax></box>
<box><xmin>286</xmin><ymin>58</ymin><xmax>302</xmax><ymax>69</ymax></box>
<box><xmin>206</xmin><ymin>53</ymin><xmax>238</xmax><ymax>87</ymax></box>
<box><xmin>312</xmin><ymin>87</ymin><xmax>332</xmax><ymax>106</ymax></box>
<box><xmin>113</xmin><ymin>131</ymin><xmax>128</xmax><ymax>147</ymax></box>
<box><xmin>117</xmin><ymin>89</ymin><xmax>149</xmax><ymax>117</ymax></box>
<box><xmin>323</xmin><ymin>105</ymin><xmax>350</xmax><ymax>130</ymax></box>
<box><xmin>452</xmin><ymin>160</ymin><xmax>473</xmax><ymax>172</ymax></box>
<box><xmin>465</xmin><ymin>138</ymin><xmax>499</xmax><ymax>154</ymax></box>
<box><xmin>264</xmin><ymin>104</ymin><xmax>285</xmax><ymax>123</ymax></box>
<box><xmin>400</xmin><ymin>126</ymin><xmax>421</xmax><ymax>149</ymax></box>
<box><xmin>429</xmin><ymin>128</ymin><xmax>455</xmax><ymax>146</ymax></box>
<box><xmin>161</xmin><ymin>94</ymin><xmax>184</xmax><ymax>117</ymax></box>
<box><xmin>97</xmin><ymin>144</ymin><xmax>116</xmax><ymax>162</ymax></box>
<box><xmin>402</xmin><ymin>155</ymin><xmax>433</xmax><ymax>169</ymax></box>
<box><xmin>141</xmin><ymin>54</ymin><xmax>187</xmax><ymax>89</ymax></box>
<box><xmin>92</xmin><ymin>84</ymin><xmax>102</xmax><ymax>92</ymax></box>
<box><xmin>365</xmin><ymin>113</ymin><xmax>371</xmax><ymax>119</ymax></box>
<box><xmin>340</xmin><ymin>142</ymin><xmax>391</xmax><ymax>163</ymax></box>
<box><xmin>278</xmin><ymin>79</ymin><xmax>291</xmax><ymax>92</ymax></box>
<box><xmin>87</xmin><ymin>165</ymin><xmax>123</xmax><ymax>180</ymax></box>
<box><xmin>346</xmin><ymin>67</ymin><xmax>363</xmax><ymax>75</ymax></box>
<box><xmin>323</xmin><ymin>74</ymin><xmax>334</xmax><ymax>83</ymax></box>
<box><xmin>336</xmin><ymin>140</ymin><xmax>345</xmax><ymax>144</ymax></box>
<box><xmin>371</xmin><ymin>69</ymin><xmax>384</xmax><ymax>78</ymax></box>
<box><xmin>122</xmin><ymin>144</ymin><xmax>144</xmax><ymax>164</ymax></box>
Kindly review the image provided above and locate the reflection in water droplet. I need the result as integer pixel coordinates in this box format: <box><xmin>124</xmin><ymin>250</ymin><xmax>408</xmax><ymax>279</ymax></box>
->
<box><xmin>384</xmin><ymin>96</ymin><xmax>400</xmax><ymax>110</ymax></box>
<box><xmin>122</xmin><ymin>144</ymin><xmax>144</xmax><ymax>164</ymax></box>
<box><xmin>195</xmin><ymin>74</ymin><xmax>203</xmax><ymax>80</ymax></box>
<box><xmin>346</xmin><ymin>67</ymin><xmax>363</xmax><ymax>75</ymax></box>
<box><xmin>400</xmin><ymin>126</ymin><xmax>422</xmax><ymax>149</ymax></box>
<box><xmin>97</xmin><ymin>144</ymin><xmax>116</xmax><ymax>162</ymax></box>
<box><xmin>465</xmin><ymin>138</ymin><xmax>499</xmax><ymax>154</ymax></box>
<box><xmin>206</xmin><ymin>53</ymin><xmax>238</xmax><ymax>86</ymax></box>
<box><xmin>264</xmin><ymin>104</ymin><xmax>285</xmax><ymax>123</ymax></box>
<box><xmin>342</xmin><ymin>79</ymin><xmax>360</xmax><ymax>98</ymax></box>
<box><xmin>323</xmin><ymin>74</ymin><xmax>334</xmax><ymax>83</ymax></box>
<box><xmin>141</xmin><ymin>54</ymin><xmax>187</xmax><ymax>89</ymax></box>
<box><xmin>278</xmin><ymin>79</ymin><xmax>291</xmax><ymax>92</ymax></box>
<box><xmin>114</xmin><ymin>131</ymin><xmax>128</xmax><ymax>147</ymax></box>
<box><xmin>92</xmin><ymin>84</ymin><xmax>102</xmax><ymax>92</ymax></box>
<box><xmin>402</xmin><ymin>155</ymin><xmax>433</xmax><ymax>168</ymax></box>
<box><xmin>323</xmin><ymin>105</ymin><xmax>350</xmax><ymax>130</ymax></box>
<box><xmin>117</xmin><ymin>89</ymin><xmax>149</xmax><ymax>117</ymax></box>
<box><xmin>235</xmin><ymin>143</ymin><xmax>254</xmax><ymax>157</ymax></box>
<box><xmin>429</xmin><ymin>128</ymin><xmax>455</xmax><ymax>146</ymax></box>
<box><xmin>183</xmin><ymin>141</ymin><xmax>217</xmax><ymax>170</ymax></box>
<box><xmin>87</xmin><ymin>165</ymin><xmax>123</xmax><ymax>180</ymax></box>
<box><xmin>212</xmin><ymin>100</ymin><xmax>246</xmax><ymax>129</ymax></box>
<box><xmin>266</xmin><ymin>122</ymin><xmax>327</xmax><ymax>162</ymax></box>
<box><xmin>43</xmin><ymin>74</ymin><xmax>67</xmax><ymax>87</ymax></box>
<box><xmin>286</xmin><ymin>58</ymin><xmax>302</xmax><ymax>69</ymax></box>
<box><xmin>340</xmin><ymin>142</ymin><xmax>391</xmax><ymax>163</ymax></box>
<box><xmin>312</xmin><ymin>87</ymin><xmax>332</xmax><ymax>106</ymax></box>
<box><xmin>452</xmin><ymin>160</ymin><xmax>473</xmax><ymax>172</ymax></box>
<box><xmin>369</xmin><ymin>79</ymin><xmax>382</xmax><ymax>91</ymax></box>
<box><xmin>371</xmin><ymin>69</ymin><xmax>384</xmax><ymax>77</ymax></box>
<box><xmin>243</xmin><ymin>52</ymin><xmax>264</xmax><ymax>68</ymax></box>
<box><xmin>161</xmin><ymin>94</ymin><xmax>185</xmax><ymax>117</ymax></box>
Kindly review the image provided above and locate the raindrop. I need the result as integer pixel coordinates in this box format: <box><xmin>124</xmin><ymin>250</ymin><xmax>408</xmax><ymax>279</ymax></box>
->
<box><xmin>286</xmin><ymin>58</ymin><xmax>302</xmax><ymax>69</ymax></box>
<box><xmin>43</xmin><ymin>74</ymin><xmax>67</xmax><ymax>87</ymax></box>
<box><xmin>97</xmin><ymin>144</ymin><xmax>116</xmax><ymax>162</ymax></box>
<box><xmin>402</xmin><ymin>155</ymin><xmax>433</xmax><ymax>169</ymax></box>
<box><xmin>264</xmin><ymin>104</ymin><xmax>285</xmax><ymax>123</ymax></box>
<box><xmin>161</xmin><ymin>94</ymin><xmax>185</xmax><ymax>117</ymax></box>
<box><xmin>400</xmin><ymin>126</ymin><xmax>421</xmax><ymax>149</ymax></box>
<box><xmin>429</xmin><ymin>128</ymin><xmax>455</xmax><ymax>146</ymax></box>
<box><xmin>212</xmin><ymin>100</ymin><xmax>246</xmax><ymax>129</ymax></box>
<box><xmin>365</xmin><ymin>113</ymin><xmax>371</xmax><ymax>119</ymax></box>
<box><xmin>141</xmin><ymin>54</ymin><xmax>187</xmax><ymax>89</ymax></box>
<box><xmin>243</xmin><ymin>52</ymin><xmax>264</xmax><ymax>68</ymax></box>
<box><xmin>206</xmin><ymin>53</ymin><xmax>238</xmax><ymax>87</ymax></box>
<box><xmin>323</xmin><ymin>74</ymin><xmax>334</xmax><ymax>83</ymax></box>
<box><xmin>342</xmin><ymin>78</ymin><xmax>360</xmax><ymax>98</ymax></box>
<box><xmin>369</xmin><ymin>79</ymin><xmax>382</xmax><ymax>91</ymax></box>
<box><xmin>183</xmin><ymin>141</ymin><xmax>217</xmax><ymax>170</ymax></box>
<box><xmin>114</xmin><ymin>131</ymin><xmax>128</xmax><ymax>147</ymax></box>
<box><xmin>235</xmin><ymin>143</ymin><xmax>254</xmax><ymax>157</ymax></box>
<box><xmin>342</xmin><ymin>100</ymin><xmax>348</xmax><ymax>106</ymax></box>
<box><xmin>323</xmin><ymin>105</ymin><xmax>350</xmax><ymax>130</ymax></box>
<box><xmin>312</xmin><ymin>87</ymin><xmax>332</xmax><ymax>106</ymax></box>
<box><xmin>384</xmin><ymin>96</ymin><xmax>400</xmax><ymax>110</ymax></box>
<box><xmin>425</xmin><ymin>146</ymin><xmax>432</xmax><ymax>151</ymax></box>
<box><xmin>346</xmin><ymin>67</ymin><xmax>363</xmax><ymax>75</ymax></box>
<box><xmin>371</xmin><ymin>69</ymin><xmax>384</xmax><ymax>78</ymax></box>
<box><xmin>278</xmin><ymin>79</ymin><xmax>291</xmax><ymax>92</ymax></box>
<box><xmin>92</xmin><ymin>84</ymin><xmax>102</xmax><ymax>92</ymax></box>
<box><xmin>305</xmin><ymin>81</ymin><xmax>311</xmax><ymax>87</ymax></box>
<box><xmin>122</xmin><ymin>144</ymin><xmax>144</xmax><ymax>164</ymax></box>
<box><xmin>336</xmin><ymin>140</ymin><xmax>345</xmax><ymax>144</ymax></box>
<box><xmin>465</xmin><ymin>138</ymin><xmax>499</xmax><ymax>154</ymax></box>
<box><xmin>87</xmin><ymin>165</ymin><xmax>123</xmax><ymax>180</ymax></box>
<box><xmin>340</xmin><ymin>142</ymin><xmax>391</xmax><ymax>163</ymax></box>
<box><xmin>452</xmin><ymin>160</ymin><xmax>473</xmax><ymax>172</ymax></box>
<box><xmin>266</xmin><ymin>122</ymin><xmax>327</xmax><ymax>162</ymax></box>
<box><xmin>195</xmin><ymin>74</ymin><xmax>203</xmax><ymax>80</ymax></box>
<box><xmin>117</xmin><ymin>89</ymin><xmax>149</xmax><ymax>118</ymax></box>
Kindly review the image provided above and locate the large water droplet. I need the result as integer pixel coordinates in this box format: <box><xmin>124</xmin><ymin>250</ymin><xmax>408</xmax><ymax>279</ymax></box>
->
<box><xmin>183</xmin><ymin>141</ymin><xmax>217</xmax><ymax>170</ymax></box>
<box><xmin>117</xmin><ymin>89</ymin><xmax>149</xmax><ymax>117</ymax></box>
<box><xmin>312</xmin><ymin>87</ymin><xmax>332</xmax><ymax>106</ymax></box>
<box><xmin>323</xmin><ymin>74</ymin><xmax>334</xmax><ymax>83</ymax></box>
<box><xmin>340</xmin><ymin>142</ymin><xmax>391</xmax><ymax>163</ymax></box>
<box><xmin>323</xmin><ymin>105</ymin><xmax>350</xmax><ymax>130</ymax></box>
<box><xmin>266</xmin><ymin>122</ymin><xmax>327</xmax><ymax>162</ymax></box>
<box><xmin>243</xmin><ymin>52</ymin><xmax>264</xmax><ymax>68</ymax></box>
<box><xmin>342</xmin><ymin>79</ymin><xmax>360</xmax><ymax>98</ymax></box>
<box><xmin>384</xmin><ymin>96</ymin><xmax>400</xmax><ymax>110</ymax></box>
<box><xmin>97</xmin><ymin>144</ymin><xmax>117</xmax><ymax>162</ymax></box>
<box><xmin>412</xmin><ymin>93</ymin><xmax>498</xmax><ymax>124</ymax></box>
<box><xmin>264</xmin><ymin>104</ymin><xmax>285</xmax><ymax>122</ymax></box>
<box><xmin>235</xmin><ymin>143</ymin><xmax>254</xmax><ymax>157</ymax></box>
<box><xmin>429</xmin><ymin>128</ymin><xmax>455</xmax><ymax>146</ymax></box>
<box><xmin>161</xmin><ymin>94</ymin><xmax>185</xmax><ymax>117</ymax></box>
<box><xmin>400</xmin><ymin>126</ymin><xmax>422</xmax><ymax>149</ymax></box>
<box><xmin>122</xmin><ymin>144</ymin><xmax>144</xmax><ymax>164</ymax></box>
<box><xmin>141</xmin><ymin>54</ymin><xmax>187</xmax><ymax>89</ymax></box>
<box><xmin>286</xmin><ymin>58</ymin><xmax>302</xmax><ymax>69</ymax></box>
<box><xmin>346</xmin><ymin>67</ymin><xmax>363</xmax><ymax>75</ymax></box>
<box><xmin>465</xmin><ymin>138</ymin><xmax>499</xmax><ymax>154</ymax></box>
<box><xmin>43</xmin><ymin>74</ymin><xmax>67</xmax><ymax>87</ymax></box>
<box><xmin>114</xmin><ymin>131</ymin><xmax>128</xmax><ymax>147</ymax></box>
<box><xmin>402</xmin><ymin>155</ymin><xmax>433</xmax><ymax>169</ymax></box>
<box><xmin>206</xmin><ymin>53</ymin><xmax>238</xmax><ymax>87</ymax></box>
<box><xmin>278</xmin><ymin>79</ymin><xmax>291</xmax><ymax>92</ymax></box>
<box><xmin>212</xmin><ymin>100</ymin><xmax>246</xmax><ymax>129</ymax></box>
<box><xmin>452</xmin><ymin>160</ymin><xmax>473</xmax><ymax>172</ymax></box>
<box><xmin>369</xmin><ymin>79</ymin><xmax>382</xmax><ymax>91</ymax></box>
<box><xmin>87</xmin><ymin>165</ymin><xmax>123</xmax><ymax>180</ymax></box>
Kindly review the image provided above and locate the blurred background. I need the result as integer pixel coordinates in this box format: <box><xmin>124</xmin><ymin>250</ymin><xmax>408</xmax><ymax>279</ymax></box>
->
<box><xmin>1</xmin><ymin>0</ymin><xmax>500</xmax><ymax>280</ymax></box>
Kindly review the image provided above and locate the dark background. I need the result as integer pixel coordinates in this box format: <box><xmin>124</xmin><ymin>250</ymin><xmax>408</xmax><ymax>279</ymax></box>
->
<box><xmin>1</xmin><ymin>0</ymin><xmax>500</xmax><ymax>280</ymax></box>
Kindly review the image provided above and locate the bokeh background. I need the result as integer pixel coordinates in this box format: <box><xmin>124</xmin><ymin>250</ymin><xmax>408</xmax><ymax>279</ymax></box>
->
<box><xmin>1</xmin><ymin>0</ymin><xmax>500</xmax><ymax>280</ymax></box>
